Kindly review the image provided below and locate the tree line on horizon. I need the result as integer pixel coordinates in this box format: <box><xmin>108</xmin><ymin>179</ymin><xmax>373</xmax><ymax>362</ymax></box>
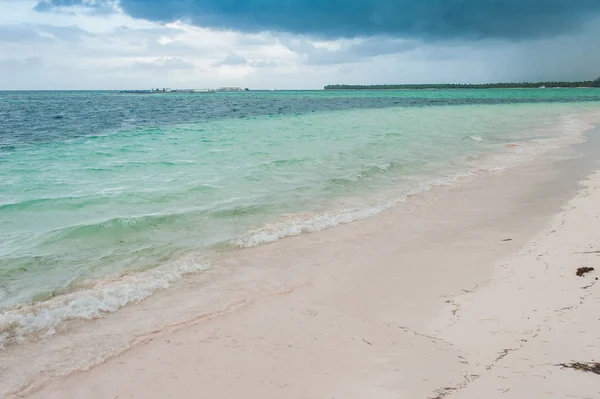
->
<box><xmin>325</xmin><ymin>78</ymin><xmax>600</xmax><ymax>90</ymax></box>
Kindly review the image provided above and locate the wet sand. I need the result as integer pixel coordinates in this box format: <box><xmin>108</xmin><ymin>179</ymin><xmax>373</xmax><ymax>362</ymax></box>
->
<box><xmin>5</xmin><ymin>123</ymin><xmax>600</xmax><ymax>398</ymax></box>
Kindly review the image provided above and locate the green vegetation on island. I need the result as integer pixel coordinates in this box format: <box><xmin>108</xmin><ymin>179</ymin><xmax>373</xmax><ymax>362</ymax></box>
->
<box><xmin>325</xmin><ymin>78</ymin><xmax>600</xmax><ymax>90</ymax></box>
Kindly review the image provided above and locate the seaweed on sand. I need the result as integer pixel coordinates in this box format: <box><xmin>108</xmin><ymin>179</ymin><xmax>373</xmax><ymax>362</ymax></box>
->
<box><xmin>559</xmin><ymin>362</ymin><xmax>600</xmax><ymax>375</ymax></box>
<box><xmin>576</xmin><ymin>267</ymin><xmax>595</xmax><ymax>277</ymax></box>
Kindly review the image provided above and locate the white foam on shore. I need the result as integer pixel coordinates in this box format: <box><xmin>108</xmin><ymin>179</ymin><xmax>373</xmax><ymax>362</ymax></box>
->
<box><xmin>233</xmin><ymin>173</ymin><xmax>473</xmax><ymax>248</ymax></box>
<box><xmin>233</xmin><ymin>112</ymin><xmax>595</xmax><ymax>249</ymax></box>
<box><xmin>0</xmin><ymin>255</ymin><xmax>209</xmax><ymax>348</ymax></box>
<box><xmin>2</xmin><ymin>112</ymin><xmax>595</xmax><ymax>349</ymax></box>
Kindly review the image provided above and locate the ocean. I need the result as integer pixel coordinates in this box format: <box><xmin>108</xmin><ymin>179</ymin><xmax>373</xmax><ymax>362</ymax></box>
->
<box><xmin>1</xmin><ymin>89</ymin><xmax>600</xmax><ymax>346</ymax></box>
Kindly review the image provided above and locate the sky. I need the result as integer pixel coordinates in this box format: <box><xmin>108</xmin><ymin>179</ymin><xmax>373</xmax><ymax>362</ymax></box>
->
<box><xmin>1</xmin><ymin>0</ymin><xmax>600</xmax><ymax>89</ymax></box>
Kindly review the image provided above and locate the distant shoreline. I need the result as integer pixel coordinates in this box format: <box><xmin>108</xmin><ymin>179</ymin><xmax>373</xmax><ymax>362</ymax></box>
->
<box><xmin>325</xmin><ymin>81</ymin><xmax>600</xmax><ymax>90</ymax></box>
<box><xmin>324</xmin><ymin>87</ymin><xmax>597</xmax><ymax>90</ymax></box>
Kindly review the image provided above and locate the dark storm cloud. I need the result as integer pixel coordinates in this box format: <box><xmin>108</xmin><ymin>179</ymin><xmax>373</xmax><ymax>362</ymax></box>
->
<box><xmin>34</xmin><ymin>0</ymin><xmax>117</xmax><ymax>15</ymax></box>
<box><xmin>34</xmin><ymin>0</ymin><xmax>85</xmax><ymax>12</ymax></box>
<box><xmin>35</xmin><ymin>0</ymin><xmax>600</xmax><ymax>40</ymax></box>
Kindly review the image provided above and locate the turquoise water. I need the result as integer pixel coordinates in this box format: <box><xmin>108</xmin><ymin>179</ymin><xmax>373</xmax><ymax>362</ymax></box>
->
<box><xmin>1</xmin><ymin>89</ymin><xmax>599</xmax><ymax>342</ymax></box>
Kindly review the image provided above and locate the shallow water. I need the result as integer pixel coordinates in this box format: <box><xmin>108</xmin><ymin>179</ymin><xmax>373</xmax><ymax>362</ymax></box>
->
<box><xmin>1</xmin><ymin>89</ymin><xmax>600</xmax><ymax>344</ymax></box>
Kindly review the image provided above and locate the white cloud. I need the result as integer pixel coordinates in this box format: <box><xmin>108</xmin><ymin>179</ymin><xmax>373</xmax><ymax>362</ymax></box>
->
<box><xmin>0</xmin><ymin>2</ymin><xmax>300</xmax><ymax>89</ymax></box>
<box><xmin>0</xmin><ymin>1</ymin><xmax>599</xmax><ymax>89</ymax></box>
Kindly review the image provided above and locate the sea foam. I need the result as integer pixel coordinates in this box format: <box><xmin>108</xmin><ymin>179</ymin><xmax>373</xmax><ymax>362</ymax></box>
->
<box><xmin>0</xmin><ymin>256</ymin><xmax>209</xmax><ymax>348</ymax></box>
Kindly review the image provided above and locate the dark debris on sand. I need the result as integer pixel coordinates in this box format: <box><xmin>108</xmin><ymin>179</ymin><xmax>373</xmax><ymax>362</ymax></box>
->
<box><xmin>559</xmin><ymin>362</ymin><xmax>600</xmax><ymax>375</ymax></box>
<box><xmin>576</xmin><ymin>267</ymin><xmax>595</xmax><ymax>277</ymax></box>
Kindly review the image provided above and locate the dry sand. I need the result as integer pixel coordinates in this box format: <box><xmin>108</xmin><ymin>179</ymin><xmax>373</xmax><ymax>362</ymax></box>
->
<box><xmin>6</xmin><ymin>131</ymin><xmax>600</xmax><ymax>398</ymax></box>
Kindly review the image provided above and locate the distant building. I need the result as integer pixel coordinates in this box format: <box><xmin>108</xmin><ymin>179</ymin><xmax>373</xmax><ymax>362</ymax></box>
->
<box><xmin>217</xmin><ymin>87</ymin><xmax>244</xmax><ymax>92</ymax></box>
<box><xmin>120</xmin><ymin>88</ymin><xmax>218</xmax><ymax>94</ymax></box>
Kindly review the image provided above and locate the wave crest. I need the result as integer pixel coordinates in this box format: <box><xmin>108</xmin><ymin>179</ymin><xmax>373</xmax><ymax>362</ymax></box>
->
<box><xmin>0</xmin><ymin>256</ymin><xmax>209</xmax><ymax>348</ymax></box>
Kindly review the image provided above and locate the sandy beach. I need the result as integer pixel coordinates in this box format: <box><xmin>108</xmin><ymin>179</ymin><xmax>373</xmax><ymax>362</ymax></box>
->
<box><xmin>2</xmin><ymin>121</ymin><xmax>597</xmax><ymax>398</ymax></box>
<box><xmin>3</xmin><ymin>0</ymin><xmax>600</xmax><ymax>396</ymax></box>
